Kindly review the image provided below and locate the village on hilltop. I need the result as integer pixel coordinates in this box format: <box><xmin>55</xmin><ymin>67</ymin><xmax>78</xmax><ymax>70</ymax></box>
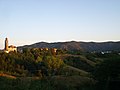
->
<box><xmin>2</xmin><ymin>38</ymin><xmax>57</xmax><ymax>54</ymax></box>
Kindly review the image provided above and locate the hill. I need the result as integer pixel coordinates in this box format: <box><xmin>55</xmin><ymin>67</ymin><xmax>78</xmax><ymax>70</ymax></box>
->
<box><xmin>18</xmin><ymin>41</ymin><xmax>120</xmax><ymax>52</ymax></box>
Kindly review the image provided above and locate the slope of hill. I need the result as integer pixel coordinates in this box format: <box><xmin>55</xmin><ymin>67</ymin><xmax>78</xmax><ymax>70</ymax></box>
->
<box><xmin>18</xmin><ymin>41</ymin><xmax>120</xmax><ymax>52</ymax></box>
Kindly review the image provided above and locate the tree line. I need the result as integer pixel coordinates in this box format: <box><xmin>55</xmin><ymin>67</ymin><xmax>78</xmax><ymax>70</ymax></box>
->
<box><xmin>0</xmin><ymin>48</ymin><xmax>64</xmax><ymax>77</ymax></box>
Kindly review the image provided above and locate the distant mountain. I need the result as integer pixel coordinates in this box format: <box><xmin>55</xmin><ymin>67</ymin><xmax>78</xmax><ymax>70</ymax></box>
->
<box><xmin>18</xmin><ymin>41</ymin><xmax>120</xmax><ymax>52</ymax></box>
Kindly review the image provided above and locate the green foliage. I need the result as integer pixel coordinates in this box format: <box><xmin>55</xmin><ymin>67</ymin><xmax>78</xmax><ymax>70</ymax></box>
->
<box><xmin>64</xmin><ymin>56</ymin><xmax>95</xmax><ymax>72</ymax></box>
<box><xmin>36</xmin><ymin>56</ymin><xmax>43</xmax><ymax>63</ymax></box>
<box><xmin>95</xmin><ymin>52</ymin><xmax>119</xmax><ymax>58</ymax></box>
<box><xmin>56</xmin><ymin>49</ymin><xmax>67</xmax><ymax>55</ymax></box>
<box><xmin>0</xmin><ymin>49</ymin><xmax>64</xmax><ymax>77</ymax></box>
<box><xmin>67</xmin><ymin>50</ymin><xmax>84</xmax><ymax>55</ymax></box>
<box><xmin>92</xmin><ymin>56</ymin><xmax>120</xmax><ymax>90</ymax></box>
<box><xmin>43</xmin><ymin>56</ymin><xmax>64</xmax><ymax>76</ymax></box>
<box><xmin>0</xmin><ymin>76</ymin><xmax>95</xmax><ymax>90</ymax></box>
<box><xmin>1</xmin><ymin>48</ymin><xmax>120</xmax><ymax>90</ymax></box>
<box><xmin>93</xmin><ymin>57</ymin><xmax>120</xmax><ymax>81</ymax></box>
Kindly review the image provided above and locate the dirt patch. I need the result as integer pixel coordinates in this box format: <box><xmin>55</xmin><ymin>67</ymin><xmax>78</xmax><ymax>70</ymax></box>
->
<box><xmin>0</xmin><ymin>73</ymin><xmax>16</xmax><ymax>79</ymax></box>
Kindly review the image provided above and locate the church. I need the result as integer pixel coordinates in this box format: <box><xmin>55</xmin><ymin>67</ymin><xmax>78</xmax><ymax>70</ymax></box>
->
<box><xmin>4</xmin><ymin>38</ymin><xmax>17</xmax><ymax>53</ymax></box>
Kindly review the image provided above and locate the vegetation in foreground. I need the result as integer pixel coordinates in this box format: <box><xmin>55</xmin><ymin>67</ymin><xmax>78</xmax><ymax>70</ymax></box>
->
<box><xmin>0</xmin><ymin>49</ymin><xmax>120</xmax><ymax>90</ymax></box>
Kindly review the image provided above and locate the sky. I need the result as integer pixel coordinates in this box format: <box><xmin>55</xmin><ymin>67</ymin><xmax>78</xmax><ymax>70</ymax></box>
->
<box><xmin>0</xmin><ymin>0</ymin><xmax>120</xmax><ymax>49</ymax></box>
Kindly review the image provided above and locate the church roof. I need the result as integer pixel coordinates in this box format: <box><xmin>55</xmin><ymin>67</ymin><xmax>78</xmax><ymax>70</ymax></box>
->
<box><xmin>8</xmin><ymin>45</ymin><xmax>16</xmax><ymax>48</ymax></box>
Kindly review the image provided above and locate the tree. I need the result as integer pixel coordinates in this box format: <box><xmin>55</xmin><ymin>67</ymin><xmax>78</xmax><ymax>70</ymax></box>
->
<box><xmin>93</xmin><ymin>57</ymin><xmax>120</xmax><ymax>90</ymax></box>
<box><xmin>43</xmin><ymin>56</ymin><xmax>64</xmax><ymax>76</ymax></box>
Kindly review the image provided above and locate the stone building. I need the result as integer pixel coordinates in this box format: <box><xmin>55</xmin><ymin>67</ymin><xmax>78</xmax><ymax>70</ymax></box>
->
<box><xmin>4</xmin><ymin>38</ymin><xmax>17</xmax><ymax>53</ymax></box>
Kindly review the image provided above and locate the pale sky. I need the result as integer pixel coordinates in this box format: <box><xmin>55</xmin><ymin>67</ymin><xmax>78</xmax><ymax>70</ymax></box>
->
<box><xmin>0</xmin><ymin>0</ymin><xmax>120</xmax><ymax>49</ymax></box>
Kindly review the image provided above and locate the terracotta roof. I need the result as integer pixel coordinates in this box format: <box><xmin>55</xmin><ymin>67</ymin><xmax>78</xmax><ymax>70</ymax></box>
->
<box><xmin>9</xmin><ymin>45</ymin><xmax>16</xmax><ymax>48</ymax></box>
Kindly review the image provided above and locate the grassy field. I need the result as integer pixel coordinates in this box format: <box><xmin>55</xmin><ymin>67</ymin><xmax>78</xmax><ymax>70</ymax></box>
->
<box><xmin>0</xmin><ymin>75</ymin><xmax>95</xmax><ymax>90</ymax></box>
<box><xmin>0</xmin><ymin>65</ymin><xmax>95</xmax><ymax>90</ymax></box>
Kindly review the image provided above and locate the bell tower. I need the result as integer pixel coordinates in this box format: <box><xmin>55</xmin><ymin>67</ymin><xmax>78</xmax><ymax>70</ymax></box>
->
<box><xmin>5</xmin><ymin>38</ymin><xmax>8</xmax><ymax>50</ymax></box>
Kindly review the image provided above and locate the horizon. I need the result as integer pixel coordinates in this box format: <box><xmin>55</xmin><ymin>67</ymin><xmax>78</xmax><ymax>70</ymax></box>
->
<box><xmin>1</xmin><ymin>38</ymin><xmax>120</xmax><ymax>49</ymax></box>
<box><xmin>0</xmin><ymin>0</ymin><xmax>120</xmax><ymax>49</ymax></box>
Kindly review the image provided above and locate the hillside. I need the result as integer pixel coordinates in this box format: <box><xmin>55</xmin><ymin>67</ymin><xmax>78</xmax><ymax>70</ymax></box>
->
<box><xmin>18</xmin><ymin>41</ymin><xmax>120</xmax><ymax>52</ymax></box>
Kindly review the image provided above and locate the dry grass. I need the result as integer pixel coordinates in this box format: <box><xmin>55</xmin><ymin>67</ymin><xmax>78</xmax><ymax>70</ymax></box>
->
<box><xmin>0</xmin><ymin>73</ymin><xmax>16</xmax><ymax>79</ymax></box>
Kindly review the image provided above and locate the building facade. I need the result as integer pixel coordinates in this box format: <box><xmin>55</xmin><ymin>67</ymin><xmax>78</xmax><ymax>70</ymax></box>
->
<box><xmin>4</xmin><ymin>38</ymin><xmax>17</xmax><ymax>53</ymax></box>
